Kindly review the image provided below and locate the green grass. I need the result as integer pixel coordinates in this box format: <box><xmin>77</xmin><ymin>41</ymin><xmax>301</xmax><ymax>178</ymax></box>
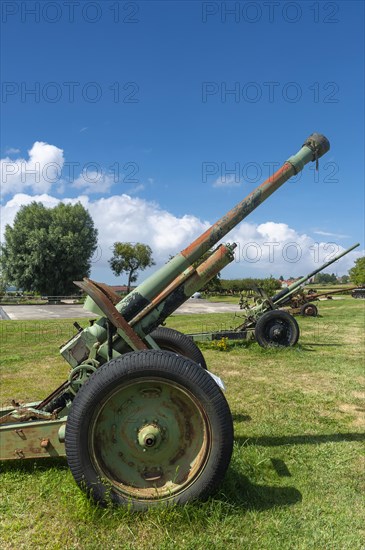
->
<box><xmin>1</xmin><ymin>298</ymin><xmax>364</xmax><ymax>549</ymax></box>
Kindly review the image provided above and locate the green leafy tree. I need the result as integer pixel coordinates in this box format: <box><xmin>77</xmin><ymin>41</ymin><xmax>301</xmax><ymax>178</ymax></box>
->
<box><xmin>220</xmin><ymin>277</ymin><xmax>281</xmax><ymax>295</ymax></box>
<box><xmin>349</xmin><ymin>257</ymin><xmax>365</xmax><ymax>285</ymax></box>
<box><xmin>109</xmin><ymin>242</ymin><xmax>155</xmax><ymax>292</ymax></box>
<box><xmin>0</xmin><ymin>273</ymin><xmax>7</xmax><ymax>297</ymax></box>
<box><xmin>314</xmin><ymin>272</ymin><xmax>338</xmax><ymax>284</ymax></box>
<box><xmin>0</xmin><ymin>202</ymin><xmax>98</xmax><ymax>295</ymax></box>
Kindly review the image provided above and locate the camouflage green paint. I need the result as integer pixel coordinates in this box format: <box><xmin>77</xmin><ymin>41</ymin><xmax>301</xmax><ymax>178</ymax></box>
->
<box><xmin>60</xmin><ymin>134</ymin><xmax>330</xmax><ymax>368</ymax></box>
<box><xmin>88</xmin><ymin>377</ymin><xmax>210</xmax><ymax>500</ymax></box>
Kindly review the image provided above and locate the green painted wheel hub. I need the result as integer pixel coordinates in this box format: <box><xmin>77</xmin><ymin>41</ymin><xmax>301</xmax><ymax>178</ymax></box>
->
<box><xmin>89</xmin><ymin>377</ymin><xmax>211</xmax><ymax>501</ymax></box>
<box><xmin>137</xmin><ymin>423</ymin><xmax>163</xmax><ymax>449</ymax></box>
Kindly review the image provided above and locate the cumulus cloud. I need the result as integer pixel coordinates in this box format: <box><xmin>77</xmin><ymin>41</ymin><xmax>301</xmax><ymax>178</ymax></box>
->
<box><xmin>0</xmin><ymin>193</ymin><xmax>209</xmax><ymax>270</ymax></box>
<box><xmin>0</xmin><ymin>193</ymin><xmax>361</xmax><ymax>283</ymax></box>
<box><xmin>213</xmin><ymin>174</ymin><xmax>241</xmax><ymax>188</ymax></box>
<box><xmin>1</xmin><ymin>141</ymin><xmax>121</xmax><ymax>197</ymax></box>
<box><xmin>73</xmin><ymin>171</ymin><xmax>115</xmax><ymax>194</ymax></box>
<box><xmin>228</xmin><ymin>221</ymin><xmax>361</xmax><ymax>278</ymax></box>
<box><xmin>5</xmin><ymin>147</ymin><xmax>21</xmax><ymax>155</ymax></box>
<box><xmin>1</xmin><ymin>142</ymin><xmax>64</xmax><ymax>195</ymax></box>
<box><xmin>314</xmin><ymin>230</ymin><xmax>350</xmax><ymax>239</ymax></box>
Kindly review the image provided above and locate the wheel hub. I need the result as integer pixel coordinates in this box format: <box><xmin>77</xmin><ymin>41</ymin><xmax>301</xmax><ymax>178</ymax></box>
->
<box><xmin>269</xmin><ymin>324</ymin><xmax>284</xmax><ymax>340</ymax></box>
<box><xmin>89</xmin><ymin>378</ymin><xmax>210</xmax><ymax>500</ymax></box>
<box><xmin>137</xmin><ymin>423</ymin><xmax>163</xmax><ymax>450</ymax></box>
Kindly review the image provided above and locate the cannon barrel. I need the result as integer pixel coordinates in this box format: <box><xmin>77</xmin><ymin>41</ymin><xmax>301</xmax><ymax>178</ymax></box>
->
<box><xmin>271</xmin><ymin>242</ymin><xmax>360</xmax><ymax>306</ymax></box>
<box><xmin>113</xmin><ymin>133</ymin><xmax>330</xmax><ymax>322</ymax></box>
<box><xmin>61</xmin><ymin>133</ymin><xmax>330</xmax><ymax>367</ymax></box>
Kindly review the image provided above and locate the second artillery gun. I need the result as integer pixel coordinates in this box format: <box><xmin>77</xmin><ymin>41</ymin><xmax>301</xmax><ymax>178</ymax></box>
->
<box><xmin>189</xmin><ymin>244</ymin><xmax>359</xmax><ymax>348</ymax></box>
<box><xmin>234</xmin><ymin>243</ymin><xmax>359</xmax><ymax>346</ymax></box>
<box><xmin>0</xmin><ymin>133</ymin><xmax>330</xmax><ymax>510</ymax></box>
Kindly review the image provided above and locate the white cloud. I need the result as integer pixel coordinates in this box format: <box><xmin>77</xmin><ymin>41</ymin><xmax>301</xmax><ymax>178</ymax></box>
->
<box><xmin>213</xmin><ymin>174</ymin><xmax>241</xmax><ymax>188</ymax></box>
<box><xmin>227</xmin><ymin>221</ymin><xmax>361</xmax><ymax>278</ymax></box>
<box><xmin>1</xmin><ymin>142</ymin><xmax>64</xmax><ymax>195</ymax></box>
<box><xmin>73</xmin><ymin>171</ymin><xmax>115</xmax><ymax>194</ymax></box>
<box><xmin>5</xmin><ymin>147</ymin><xmax>21</xmax><ymax>155</ymax></box>
<box><xmin>314</xmin><ymin>230</ymin><xmax>350</xmax><ymax>239</ymax></box>
<box><xmin>0</xmin><ymin>193</ymin><xmax>361</xmax><ymax>283</ymax></box>
<box><xmin>0</xmin><ymin>193</ymin><xmax>209</xmax><ymax>269</ymax></box>
<box><xmin>0</xmin><ymin>141</ymin><xmax>121</xmax><ymax>197</ymax></box>
<box><xmin>126</xmin><ymin>184</ymin><xmax>145</xmax><ymax>195</ymax></box>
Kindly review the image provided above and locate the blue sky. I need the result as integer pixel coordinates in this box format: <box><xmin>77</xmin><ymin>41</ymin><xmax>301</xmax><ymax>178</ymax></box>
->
<box><xmin>1</xmin><ymin>1</ymin><xmax>364</xmax><ymax>284</ymax></box>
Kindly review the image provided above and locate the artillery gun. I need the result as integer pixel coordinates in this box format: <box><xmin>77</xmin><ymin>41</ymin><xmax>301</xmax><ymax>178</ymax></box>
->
<box><xmin>0</xmin><ymin>133</ymin><xmax>330</xmax><ymax>509</ymax></box>
<box><xmin>351</xmin><ymin>286</ymin><xmax>365</xmax><ymax>299</ymax></box>
<box><xmin>282</xmin><ymin>284</ymin><xmax>358</xmax><ymax>317</ymax></box>
<box><xmin>189</xmin><ymin>244</ymin><xmax>359</xmax><ymax>347</ymax></box>
<box><xmin>233</xmin><ymin>243</ymin><xmax>359</xmax><ymax>346</ymax></box>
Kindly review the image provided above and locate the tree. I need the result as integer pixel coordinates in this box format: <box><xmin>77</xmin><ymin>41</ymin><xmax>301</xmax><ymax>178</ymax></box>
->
<box><xmin>339</xmin><ymin>274</ymin><xmax>350</xmax><ymax>284</ymax></box>
<box><xmin>349</xmin><ymin>257</ymin><xmax>365</xmax><ymax>286</ymax></box>
<box><xmin>314</xmin><ymin>272</ymin><xmax>338</xmax><ymax>284</ymax></box>
<box><xmin>220</xmin><ymin>277</ymin><xmax>281</xmax><ymax>295</ymax></box>
<box><xmin>0</xmin><ymin>202</ymin><xmax>98</xmax><ymax>296</ymax></box>
<box><xmin>109</xmin><ymin>242</ymin><xmax>155</xmax><ymax>292</ymax></box>
<box><xmin>0</xmin><ymin>273</ymin><xmax>6</xmax><ymax>297</ymax></box>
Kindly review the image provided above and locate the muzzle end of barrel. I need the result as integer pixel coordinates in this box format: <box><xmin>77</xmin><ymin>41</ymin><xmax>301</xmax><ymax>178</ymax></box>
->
<box><xmin>303</xmin><ymin>133</ymin><xmax>330</xmax><ymax>161</ymax></box>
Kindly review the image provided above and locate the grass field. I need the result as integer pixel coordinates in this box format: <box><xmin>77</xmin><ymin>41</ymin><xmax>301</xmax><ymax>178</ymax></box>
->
<box><xmin>1</xmin><ymin>297</ymin><xmax>364</xmax><ymax>549</ymax></box>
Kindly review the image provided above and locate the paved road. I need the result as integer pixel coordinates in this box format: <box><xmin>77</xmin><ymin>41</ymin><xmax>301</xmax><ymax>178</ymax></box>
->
<box><xmin>0</xmin><ymin>299</ymin><xmax>239</xmax><ymax>320</ymax></box>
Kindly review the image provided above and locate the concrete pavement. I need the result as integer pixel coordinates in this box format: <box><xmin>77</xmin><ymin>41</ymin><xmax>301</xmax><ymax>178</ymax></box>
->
<box><xmin>0</xmin><ymin>299</ymin><xmax>239</xmax><ymax>321</ymax></box>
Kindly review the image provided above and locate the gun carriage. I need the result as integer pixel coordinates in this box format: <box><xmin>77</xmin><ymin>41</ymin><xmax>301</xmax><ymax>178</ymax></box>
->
<box><xmin>0</xmin><ymin>133</ymin><xmax>330</xmax><ymax>509</ymax></box>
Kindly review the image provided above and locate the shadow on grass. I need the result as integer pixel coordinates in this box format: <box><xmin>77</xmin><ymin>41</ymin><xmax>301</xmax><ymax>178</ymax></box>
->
<box><xmin>220</xmin><ymin>469</ymin><xmax>302</xmax><ymax>511</ymax></box>
<box><xmin>232</xmin><ymin>413</ymin><xmax>252</xmax><ymax>422</ymax></box>
<box><xmin>302</xmin><ymin>343</ymin><xmax>345</xmax><ymax>348</ymax></box>
<box><xmin>236</xmin><ymin>432</ymin><xmax>365</xmax><ymax>447</ymax></box>
<box><xmin>0</xmin><ymin>456</ymin><xmax>302</xmax><ymax>513</ymax></box>
<box><xmin>0</xmin><ymin>456</ymin><xmax>68</xmax><ymax>473</ymax></box>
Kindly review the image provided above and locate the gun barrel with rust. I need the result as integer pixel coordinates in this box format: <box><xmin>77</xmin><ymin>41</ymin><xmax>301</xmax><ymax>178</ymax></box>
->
<box><xmin>61</xmin><ymin>133</ymin><xmax>330</xmax><ymax>367</ymax></box>
<box><xmin>113</xmin><ymin>133</ymin><xmax>330</xmax><ymax>322</ymax></box>
<box><xmin>271</xmin><ymin>242</ymin><xmax>360</xmax><ymax>307</ymax></box>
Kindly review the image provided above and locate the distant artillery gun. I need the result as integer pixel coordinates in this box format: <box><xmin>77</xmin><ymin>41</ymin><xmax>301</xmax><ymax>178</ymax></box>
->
<box><xmin>280</xmin><ymin>285</ymin><xmax>357</xmax><ymax>317</ymax></box>
<box><xmin>234</xmin><ymin>243</ymin><xmax>359</xmax><ymax>338</ymax></box>
<box><xmin>0</xmin><ymin>133</ymin><xmax>331</xmax><ymax>509</ymax></box>
<box><xmin>351</xmin><ymin>286</ymin><xmax>365</xmax><ymax>299</ymax></box>
<box><xmin>190</xmin><ymin>243</ymin><xmax>359</xmax><ymax>347</ymax></box>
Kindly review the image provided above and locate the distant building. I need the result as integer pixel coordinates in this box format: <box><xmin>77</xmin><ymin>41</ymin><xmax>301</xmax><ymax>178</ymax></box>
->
<box><xmin>281</xmin><ymin>278</ymin><xmax>302</xmax><ymax>288</ymax></box>
<box><xmin>110</xmin><ymin>285</ymin><xmax>137</xmax><ymax>295</ymax></box>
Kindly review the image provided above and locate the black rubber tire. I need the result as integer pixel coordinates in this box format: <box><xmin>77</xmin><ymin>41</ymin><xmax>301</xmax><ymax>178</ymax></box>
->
<box><xmin>65</xmin><ymin>350</ymin><xmax>233</xmax><ymax>510</ymax></box>
<box><xmin>255</xmin><ymin>310</ymin><xmax>299</xmax><ymax>348</ymax></box>
<box><xmin>150</xmin><ymin>327</ymin><xmax>207</xmax><ymax>369</ymax></box>
<box><xmin>300</xmin><ymin>303</ymin><xmax>318</xmax><ymax>317</ymax></box>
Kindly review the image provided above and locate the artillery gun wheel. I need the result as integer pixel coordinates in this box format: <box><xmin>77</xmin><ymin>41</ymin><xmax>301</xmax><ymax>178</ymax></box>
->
<box><xmin>255</xmin><ymin>310</ymin><xmax>299</xmax><ymax>348</ymax></box>
<box><xmin>150</xmin><ymin>327</ymin><xmax>207</xmax><ymax>369</ymax></box>
<box><xmin>300</xmin><ymin>303</ymin><xmax>318</xmax><ymax>317</ymax></box>
<box><xmin>65</xmin><ymin>350</ymin><xmax>233</xmax><ymax>509</ymax></box>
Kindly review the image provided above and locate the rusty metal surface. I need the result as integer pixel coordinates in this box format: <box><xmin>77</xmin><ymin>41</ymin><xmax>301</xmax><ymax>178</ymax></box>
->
<box><xmin>74</xmin><ymin>278</ymin><xmax>147</xmax><ymax>350</ymax></box>
<box><xmin>0</xmin><ymin>406</ymin><xmax>56</xmax><ymax>425</ymax></box>
<box><xmin>87</xmin><ymin>280</ymin><xmax>122</xmax><ymax>305</ymax></box>
<box><xmin>89</xmin><ymin>377</ymin><xmax>210</xmax><ymax>499</ymax></box>
<box><xmin>35</xmin><ymin>380</ymin><xmax>70</xmax><ymax>411</ymax></box>
<box><xmin>0</xmin><ymin>418</ymin><xmax>66</xmax><ymax>460</ymax></box>
<box><xmin>130</xmin><ymin>265</ymin><xmax>196</xmax><ymax>326</ymax></box>
<box><xmin>180</xmin><ymin>163</ymin><xmax>293</xmax><ymax>263</ymax></box>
